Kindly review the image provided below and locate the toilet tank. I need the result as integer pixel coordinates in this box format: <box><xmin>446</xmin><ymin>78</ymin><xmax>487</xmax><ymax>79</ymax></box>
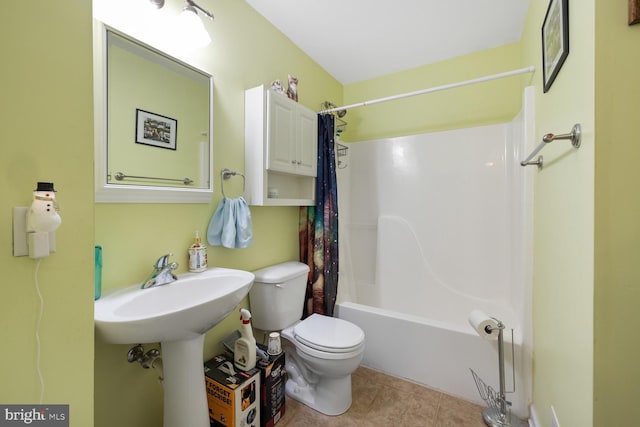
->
<box><xmin>249</xmin><ymin>261</ymin><xmax>310</xmax><ymax>331</ymax></box>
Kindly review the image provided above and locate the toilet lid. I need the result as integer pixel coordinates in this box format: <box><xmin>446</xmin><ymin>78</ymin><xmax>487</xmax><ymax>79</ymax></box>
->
<box><xmin>293</xmin><ymin>314</ymin><xmax>365</xmax><ymax>353</ymax></box>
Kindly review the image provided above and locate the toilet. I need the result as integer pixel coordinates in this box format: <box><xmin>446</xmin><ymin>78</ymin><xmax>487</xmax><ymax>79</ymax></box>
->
<box><xmin>249</xmin><ymin>261</ymin><xmax>365</xmax><ymax>416</ymax></box>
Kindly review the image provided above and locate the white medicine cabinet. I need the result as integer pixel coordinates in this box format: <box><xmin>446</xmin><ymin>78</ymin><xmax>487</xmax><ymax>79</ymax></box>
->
<box><xmin>245</xmin><ymin>85</ymin><xmax>318</xmax><ymax>206</ymax></box>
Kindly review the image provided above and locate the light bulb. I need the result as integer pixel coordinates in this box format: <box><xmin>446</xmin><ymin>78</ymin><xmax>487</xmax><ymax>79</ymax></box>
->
<box><xmin>177</xmin><ymin>6</ymin><xmax>211</xmax><ymax>48</ymax></box>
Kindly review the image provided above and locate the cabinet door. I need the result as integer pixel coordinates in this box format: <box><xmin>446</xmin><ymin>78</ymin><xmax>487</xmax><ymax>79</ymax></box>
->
<box><xmin>296</xmin><ymin>107</ymin><xmax>318</xmax><ymax>177</ymax></box>
<box><xmin>267</xmin><ymin>92</ymin><xmax>297</xmax><ymax>173</ymax></box>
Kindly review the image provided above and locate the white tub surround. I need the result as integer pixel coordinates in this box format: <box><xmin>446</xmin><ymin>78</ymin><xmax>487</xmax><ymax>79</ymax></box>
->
<box><xmin>337</xmin><ymin>87</ymin><xmax>535</xmax><ymax>419</ymax></box>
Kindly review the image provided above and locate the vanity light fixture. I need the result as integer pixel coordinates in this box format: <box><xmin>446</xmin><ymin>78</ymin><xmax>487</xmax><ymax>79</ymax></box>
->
<box><xmin>178</xmin><ymin>0</ymin><xmax>214</xmax><ymax>47</ymax></box>
<box><xmin>184</xmin><ymin>0</ymin><xmax>214</xmax><ymax>20</ymax></box>
<box><xmin>148</xmin><ymin>0</ymin><xmax>214</xmax><ymax>47</ymax></box>
<box><xmin>148</xmin><ymin>0</ymin><xmax>213</xmax><ymax>18</ymax></box>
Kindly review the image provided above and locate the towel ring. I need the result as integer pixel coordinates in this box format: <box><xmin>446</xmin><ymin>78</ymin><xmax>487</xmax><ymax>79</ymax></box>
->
<box><xmin>220</xmin><ymin>168</ymin><xmax>245</xmax><ymax>198</ymax></box>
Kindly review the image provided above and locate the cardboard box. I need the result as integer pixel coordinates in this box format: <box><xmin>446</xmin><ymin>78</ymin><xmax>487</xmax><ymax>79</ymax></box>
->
<box><xmin>205</xmin><ymin>354</ymin><xmax>261</xmax><ymax>427</ymax></box>
<box><xmin>256</xmin><ymin>345</ymin><xmax>286</xmax><ymax>427</ymax></box>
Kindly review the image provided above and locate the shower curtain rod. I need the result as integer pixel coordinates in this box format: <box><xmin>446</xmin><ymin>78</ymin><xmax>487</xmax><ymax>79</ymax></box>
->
<box><xmin>318</xmin><ymin>66</ymin><xmax>535</xmax><ymax>115</ymax></box>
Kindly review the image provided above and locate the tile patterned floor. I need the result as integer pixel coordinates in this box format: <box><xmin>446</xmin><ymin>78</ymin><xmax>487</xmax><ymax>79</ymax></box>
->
<box><xmin>278</xmin><ymin>366</ymin><xmax>487</xmax><ymax>427</ymax></box>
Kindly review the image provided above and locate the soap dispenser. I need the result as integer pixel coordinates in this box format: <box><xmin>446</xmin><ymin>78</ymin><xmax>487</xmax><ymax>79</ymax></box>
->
<box><xmin>234</xmin><ymin>308</ymin><xmax>257</xmax><ymax>371</ymax></box>
<box><xmin>188</xmin><ymin>231</ymin><xmax>207</xmax><ymax>272</ymax></box>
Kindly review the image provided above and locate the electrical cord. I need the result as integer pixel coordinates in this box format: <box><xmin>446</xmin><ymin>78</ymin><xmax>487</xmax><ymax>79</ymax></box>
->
<box><xmin>34</xmin><ymin>258</ymin><xmax>45</xmax><ymax>404</ymax></box>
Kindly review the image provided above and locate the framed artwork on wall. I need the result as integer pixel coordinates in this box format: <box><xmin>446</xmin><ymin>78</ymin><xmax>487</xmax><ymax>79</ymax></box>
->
<box><xmin>630</xmin><ymin>0</ymin><xmax>640</xmax><ymax>25</ymax></box>
<box><xmin>541</xmin><ymin>0</ymin><xmax>569</xmax><ymax>93</ymax></box>
<box><xmin>135</xmin><ymin>109</ymin><xmax>177</xmax><ymax>150</ymax></box>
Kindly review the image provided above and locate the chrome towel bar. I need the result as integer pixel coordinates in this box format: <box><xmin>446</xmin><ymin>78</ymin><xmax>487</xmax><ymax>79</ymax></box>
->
<box><xmin>520</xmin><ymin>123</ymin><xmax>581</xmax><ymax>168</ymax></box>
<box><xmin>114</xmin><ymin>171</ymin><xmax>193</xmax><ymax>185</ymax></box>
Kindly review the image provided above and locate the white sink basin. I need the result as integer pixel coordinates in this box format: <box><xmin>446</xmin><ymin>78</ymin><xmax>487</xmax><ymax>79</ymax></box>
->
<box><xmin>94</xmin><ymin>267</ymin><xmax>255</xmax><ymax>427</ymax></box>
<box><xmin>95</xmin><ymin>267</ymin><xmax>254</xmax><ymax>344</ymax></box>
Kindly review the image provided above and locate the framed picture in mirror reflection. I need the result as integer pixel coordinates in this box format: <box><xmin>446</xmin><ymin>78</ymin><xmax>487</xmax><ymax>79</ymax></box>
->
<box><xmin>135</xmin><ymin>109</ymin><xmax>177</xmax><ymax>150</ymax></box>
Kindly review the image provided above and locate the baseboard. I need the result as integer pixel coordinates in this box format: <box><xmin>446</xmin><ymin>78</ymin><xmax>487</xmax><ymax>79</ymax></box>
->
<box><xmin>528</xmin><ymin>404</ymin><xmax>540</xmax><ymax>427</ymax></box>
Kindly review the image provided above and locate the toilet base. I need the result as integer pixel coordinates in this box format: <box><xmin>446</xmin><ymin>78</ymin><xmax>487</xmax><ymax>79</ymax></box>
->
<box><xmin>285</xmin><ymin>375</ymin><xmax>353</xmax><ymax>416</ymax></box>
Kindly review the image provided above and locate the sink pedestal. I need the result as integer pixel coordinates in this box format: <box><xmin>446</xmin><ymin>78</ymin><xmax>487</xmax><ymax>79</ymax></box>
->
<box><xmin>162</xmin><ymin>335</ymin><xmax>209</xmax><ymax>427</ymax></box>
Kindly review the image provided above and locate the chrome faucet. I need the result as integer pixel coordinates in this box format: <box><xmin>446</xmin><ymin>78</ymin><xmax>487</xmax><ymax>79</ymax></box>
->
<box><xmin>142</xmin><ymin>253</ymin><xmax>179</xmax><ymax>289</ymax></box>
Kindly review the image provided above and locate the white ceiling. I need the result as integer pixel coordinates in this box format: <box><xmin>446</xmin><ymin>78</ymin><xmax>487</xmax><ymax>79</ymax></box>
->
<box><xmin>245</xmin><ymin>0</ymin><xmax>530</xmax><ymax>84</ymax></box>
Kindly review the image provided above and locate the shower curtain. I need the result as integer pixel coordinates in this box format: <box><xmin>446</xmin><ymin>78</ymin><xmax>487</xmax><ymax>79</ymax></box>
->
<box><xmin>299</xmin><ymin>114</ymin><xmax>339</xmax><ymax>318</ymax></box>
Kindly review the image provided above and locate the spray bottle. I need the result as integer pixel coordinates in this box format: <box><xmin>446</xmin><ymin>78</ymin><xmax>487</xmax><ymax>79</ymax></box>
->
<box><xmin>234</xmin><ymin>308</ymin><xmax>257</xmax><ymax>371</ymax></box>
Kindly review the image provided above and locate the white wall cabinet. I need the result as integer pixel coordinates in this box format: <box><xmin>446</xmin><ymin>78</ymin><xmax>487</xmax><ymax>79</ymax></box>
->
<box><xmin>245</xmin><ymin>85</ymin><xmax>318</xmax><ymax>206</ymax></box>
<box><xmin>267</xmin><ymin>92</ymin><xmax>318</xmax><ymax>176</ymax></box>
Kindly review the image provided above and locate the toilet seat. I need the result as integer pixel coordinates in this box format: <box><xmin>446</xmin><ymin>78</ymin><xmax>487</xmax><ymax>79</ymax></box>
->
<box><xmin>292</xmin><ymin>314</ymin><xmax>365</xmax><ymax>354</ymax></box>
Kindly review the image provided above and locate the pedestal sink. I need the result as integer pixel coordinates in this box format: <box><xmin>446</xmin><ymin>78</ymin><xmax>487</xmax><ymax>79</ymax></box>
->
<box><xmin>94</xmin><ymin>268</ymin><xmax>255</xmax><ymax>427</ymax></box>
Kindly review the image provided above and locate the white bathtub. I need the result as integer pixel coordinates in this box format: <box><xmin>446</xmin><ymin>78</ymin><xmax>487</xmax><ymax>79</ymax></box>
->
<box><xmin>336</xmin><ymin>88</ymin><xmax>535</xmax><ymax>419</ymax></box>
<box><xmin>336</xmin><ymin>301</ymin><xmax>529</xmax><ymax>418</ymax></box>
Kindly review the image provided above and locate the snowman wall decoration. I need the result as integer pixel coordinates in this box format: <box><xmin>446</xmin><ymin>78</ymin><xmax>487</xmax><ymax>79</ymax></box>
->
<box><xmin>26</xmin><ymin>182</ymin><xmax>61</xmax><ymax>258</ymax></box>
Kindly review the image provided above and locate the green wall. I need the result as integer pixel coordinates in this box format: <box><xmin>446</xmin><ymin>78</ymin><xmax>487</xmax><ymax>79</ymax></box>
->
<box><xmin>0</xmin><ymin>1</ymin><xmax>95</xmax><ymax>426</ymax></box>
<box><xmin>594</xmin><ymin>0</ymin><xmax>640</xmax><ymax>424</ymax></box>
<box><xmin>522</xmin><ymin>1</ymin><xmax>595</xmax><ymax>426</ymax></box>
<box><xmin>343</xmin><ymin>42</ymin><xmax>526</xmax><ymax>141</ymax></box>
<box><xmin>92</xmin><ymin>1</ymin><xmax>342</xmax><ymax>426</ymax></box>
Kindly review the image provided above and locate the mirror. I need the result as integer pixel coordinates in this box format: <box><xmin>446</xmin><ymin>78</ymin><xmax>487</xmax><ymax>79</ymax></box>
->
<box><xmin>94</xmin><ymin>22</ymin><xmax>213</xmax><ymax>203</ymax></box>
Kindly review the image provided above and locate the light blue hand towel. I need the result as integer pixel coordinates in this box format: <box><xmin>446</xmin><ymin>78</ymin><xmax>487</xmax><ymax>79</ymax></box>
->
<box><xmin>207</xmin><ymin>197</ymin><xmax>253</xmax><ymax>249</ymax></box>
